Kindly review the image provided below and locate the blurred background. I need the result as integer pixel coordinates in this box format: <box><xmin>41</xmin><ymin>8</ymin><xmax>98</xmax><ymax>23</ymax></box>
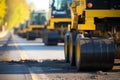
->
<box><xmin>0</xmin><ymin>0</ymin><xmax>49</xmax><ymax>31</ymax></box>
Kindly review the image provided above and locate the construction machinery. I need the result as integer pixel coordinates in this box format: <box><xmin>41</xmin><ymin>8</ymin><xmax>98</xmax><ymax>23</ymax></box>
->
<box><xmin>17</xmin><ymin>23</ymin><xmax>26</xmax><ymax>38</ymax></box>
<box><xmin>64</xmin><ymin>0</ymin><xmax>120</xmax><ymax>71</ymax></box>
<box><xmin>13</xmin><ymin>26</ymin><xmax>19</xmax><ymax>34</ymax></box>
<box><xmin>43</xmin><ymin>0</ymin><xmax>73</xmax><ymax>45</ymax></box>
<box><xmin>24</xmin><ymin>11</ymin><xmax>46</xmax><ymax>40</ymax></box>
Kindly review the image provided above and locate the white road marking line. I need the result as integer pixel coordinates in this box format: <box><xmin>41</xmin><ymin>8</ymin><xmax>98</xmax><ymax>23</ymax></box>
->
<box><xmin>12</xmin><ymin>34</ymin><xmax>49</xmax><ymax>80</ymax></box>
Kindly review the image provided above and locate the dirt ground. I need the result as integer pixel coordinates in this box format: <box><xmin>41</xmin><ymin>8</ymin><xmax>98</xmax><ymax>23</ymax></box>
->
<box><xmin>2</xmin><ymin>59</ymin><xmax>119</xmax><ymax>80</ymax></box>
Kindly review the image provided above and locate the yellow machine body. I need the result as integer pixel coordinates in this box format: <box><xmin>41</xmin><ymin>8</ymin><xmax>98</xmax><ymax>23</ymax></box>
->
<box><xmin>70</xmin><ymin>0</ymin><xmax>120</xmax><ymax>59</ymax></box>
<box><xmin>25</xmin><ymin>25</ymin><xmax>45</xmax><ymax>32</ymax></box>
<box><xmin>43</xmin><ymin>0</ymin><xmax>73</xmax><ymax>45</ymax></box>
<box><xmin>71</xmin><ymin>0</ymin><xmax>120</xmax><ymax>59</ymax></box>
<box><xmin>47</xmin><ymin>18</ymin><xmax>71</xmax><ymax>30</ymax></box>
<box><xmin>64</xmin><ymin>0</ymin><xmax>120</xmax><ymax>71</ymax></box>
<box><xmin>71</xmin><ymin>0</ymin><xmax>120</xmax><ymax>31</ymax></box>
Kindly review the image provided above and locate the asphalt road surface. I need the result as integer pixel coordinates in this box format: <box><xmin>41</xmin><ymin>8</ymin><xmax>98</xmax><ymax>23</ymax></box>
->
<box><xmin>0</xmin><ymin>32</ymin><xmax>120</xmax><ymax>80</ymax></box>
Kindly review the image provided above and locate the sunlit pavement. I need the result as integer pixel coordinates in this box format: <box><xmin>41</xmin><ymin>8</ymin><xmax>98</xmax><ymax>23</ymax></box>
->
<box><xmin>0</xmin><ymin>33</ymin><xmax>74</xmax><ymax>80</ymax></box>
<box><xmin>0</xmin><ymin>33</ymin><xmax>119</xmax><ymax>80</ymax></box>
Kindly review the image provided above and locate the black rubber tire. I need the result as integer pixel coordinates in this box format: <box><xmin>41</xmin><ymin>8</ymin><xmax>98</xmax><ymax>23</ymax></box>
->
<box><xmin>75</xmin><ymin>34</ymin><xmax>115</xmax><ymax>71</ymax></box>
<box><xmin>26</xmin><ymin>32</ymin><xmax>36</xmax><ymax>40</ymax></box>
<box><xmin>22</xmin><ymin>33</ymin><xmax>27</xmax><ymax>38</ymax></box>
<box><xmin>21</xmin><ymin>33</ymin><xmax>24</xmax><ymax>38</ymax></box>
<box><xmin>64</xmin><ymin>32</ymin><xmax>70</xmax><ymax>63</ymax></box>
<box><xmin>19</xmin><ymin>33</ymin><xmax>22</xmax><ymax>37</ymax></box>
<box><xmin>43</xmin><ymin>30</ymin><xmax>59</xmax><ymax>46</ymax></box>
<box><xmin>69</xmin><ymin>32</ymin><xmax>77</xmax><ymax>66</ymax></box>
<box><xmin>38</xmin><ymin>30</ymin><xmax>43</xmax><ymax>38</ymax></box>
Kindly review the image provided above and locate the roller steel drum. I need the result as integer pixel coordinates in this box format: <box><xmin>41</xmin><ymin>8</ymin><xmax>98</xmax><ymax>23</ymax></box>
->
<box><xmin>76</xmin><ymin>34</ymin><xmax>115</xmax><ymax>71</ymax></box>
<box><xmin>64</xmin><ymin>32</ymin><xmax>70</xmax><ymax>63</ymax></box>
<box><xmin>43</xmin><ymin>30</ymin><xmax>59</xmax><ymax>46</ymax></box>
<box><xmin>26</xmin><ymin>32</ymin><xmax>36</xmax><ymax>40</ymax></box>
<box><xmin>69</xmin><ymin>32</ymin><xmax>77</xmax><ymax>66</ymax></box>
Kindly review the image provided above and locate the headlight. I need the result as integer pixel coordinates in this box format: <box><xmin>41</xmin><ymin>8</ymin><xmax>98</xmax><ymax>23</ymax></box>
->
<box><xmin>87</xmin><ymin>3</ymin><xmax>93</xmax><ymax>8</ymax></box>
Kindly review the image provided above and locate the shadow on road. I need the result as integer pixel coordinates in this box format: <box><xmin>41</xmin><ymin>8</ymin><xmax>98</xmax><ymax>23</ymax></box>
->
<box><xmin>0</xmin><ymin>35</ymin><xmax>64</xmax><ymax>50</ymax></box>
<box><xmin>0</xmin><ymin>60</ymin><xmax>76</xmax><ymax>74</ymax></box>
<box><xmin>0</xmin><ymin>41</ymin><xmax>64</xmax><ymax>51</ymax></box>
<box><xmin>0</xmin><ymin>59</ymin><xmax>119</xmax><ymax>74</ymax></box>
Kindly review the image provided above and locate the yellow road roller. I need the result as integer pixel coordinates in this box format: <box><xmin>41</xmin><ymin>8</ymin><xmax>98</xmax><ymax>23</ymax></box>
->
<box><xmin>42</xmin><ymin>0</ymin><xmax>73</xmax><ymax>45</ymax></box>
<box><xmin>13</xmin><ymin>26</ymin><xmax>19</xmax><ymax>34</ymax></box>
<box><xmin>17</xmin><ymin>23</ymin><xmax>26</xmax><ymax>38</ymax></box>
<box><xmin>25</xmin><ymin>11</ymin><xmax>47</xmax><ymax>40</ymax></box>
<box><xmin>64</xmin><ymin>0</ymin><xmax>120</xmax><ymax>71</ymax></box>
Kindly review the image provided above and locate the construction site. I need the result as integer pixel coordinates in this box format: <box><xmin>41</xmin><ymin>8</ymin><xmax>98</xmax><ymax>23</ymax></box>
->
<box><xmin>0</xmin><ymin>0</ymin><xmax>120</xmax><ymax>80</ymax></box>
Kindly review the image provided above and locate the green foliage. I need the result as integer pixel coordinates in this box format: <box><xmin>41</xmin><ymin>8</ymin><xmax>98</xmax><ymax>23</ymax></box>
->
<box><xmin>5</xmin><ymin>0</ymin><xmax>30</xmax><ymax>29</ymax></box>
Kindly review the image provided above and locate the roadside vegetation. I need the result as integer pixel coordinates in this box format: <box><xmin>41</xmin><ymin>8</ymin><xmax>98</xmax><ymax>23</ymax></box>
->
<box><xmin>0</xmin><ymin>0</ymin><xmax>30</xmax><ymax>31</ymax></box>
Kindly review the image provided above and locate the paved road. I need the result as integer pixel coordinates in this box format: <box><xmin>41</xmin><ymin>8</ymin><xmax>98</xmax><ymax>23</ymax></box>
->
<box><xmin>0</xmin><ymin>33</ymin><xmax>120</xmax><ymax>80</ymax></box>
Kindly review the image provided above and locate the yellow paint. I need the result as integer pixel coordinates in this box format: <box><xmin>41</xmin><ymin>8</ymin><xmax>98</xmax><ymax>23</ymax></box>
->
<box><xmin>70</xmin><ymin>36</ymin><xmax>73</xmax><ymax>60</ymax></box>
<box><xmin>26</xmin><ymin>28</ymin><xmax>32</xmax><ymax>32</ymax></box>
<box><xmin>68</xmin><ymin>24</ymin><xmax>71</xmax><ymax>32</ymax></box>
<box><xmin>28</xmin><ymin>68</ymin><xmax>40</xmax><ymax>80</ymax></box>
<box><xmin>71</xmin><ymin>13</ymin><xmax>78</xmax><ymax>29</ymax></box>
<box><xmin>47</xmin><ymin>18</ymin><xmax>71</xmax><ymax>30</ymax></box>
<box><xmin>76</xmin><ymin>37</ymin><xmax>80</xmax><ymax>64</ymax></box>
<box><xmin>11</xmin><ymin>33</ymin><xmax>41</xmax><ymax>80</ymax></box>
<box><xmin>78</xmin><ymin>24</ymin><xmax>95</xmax><ymax>30</ymax></box>
<box><xmin>23</xmin><ymin>25</ymin><xmax>45</xmax><ymax>33</ymax></box>
<box><xmin>18</xmin><ymin>24</ymin><xmax>45</xmax><ymax>34</ymax></box>
<box><xmin>86</xmin><ymin>10</ymin><xmax>120</xmax><ymax>18</ymax></box>
<box><xmin>12</xmin><ymin>35</ymin><xmax>28</xmax><ymax>60</ymax></box>
<box><xmin>29</xmin><ymin>25</ymin><xmax>45</xmax><ymax>29</ymax></box>
<box><xmin>71</xmin><ymin>0</ymin><xmax>120</xmax><ymax>31</ymax></box>
<box><xmin>12</xmin><ymin>33</ymin><xmax>50</xmax><ymax>80</ymax></box>
<box><xmin>76</xmin><ymin>0</ymin><xmax>86</xmax><ymax>16</ymax></box>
